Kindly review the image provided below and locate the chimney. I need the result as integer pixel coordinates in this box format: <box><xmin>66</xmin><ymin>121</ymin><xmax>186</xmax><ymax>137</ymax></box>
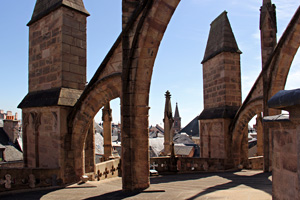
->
<box><xmin>3</xmin><ymin>117</ymin><xmax>19</xmax><ymax>143</ymax></box>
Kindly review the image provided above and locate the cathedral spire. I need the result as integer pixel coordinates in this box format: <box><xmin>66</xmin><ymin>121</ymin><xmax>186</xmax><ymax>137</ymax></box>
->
<box><xmin>173</xmin><ymin>103</ymin><xmax>181</xmax><ymax>133</ymax></box>
<box><xmin>174</xmin><ymin>103</ymin><xmax>180</xmax><ymax>118</ymax></box>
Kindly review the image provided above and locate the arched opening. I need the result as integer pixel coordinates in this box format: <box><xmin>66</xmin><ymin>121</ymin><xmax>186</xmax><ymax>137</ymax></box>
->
<box><xmin>94</xmin><ymin>98</ymin><xmax>121</xmax><ymax>164</ymax></box>
<box><xmin>285</xmin><ymin>50</ymin><xmax>300</xmax><ymax>90</ymax></box>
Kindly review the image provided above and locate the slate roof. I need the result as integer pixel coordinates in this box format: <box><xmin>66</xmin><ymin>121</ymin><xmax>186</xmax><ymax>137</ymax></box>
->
<box><xmin>94</xmin><ymin>123</ymin><xmax>103</xmax><ymax>135</ymax></box>
<box><xmin>95</xmin><ymin>132</ymin><xmax>104</xmax><ymax>155</ymax></box>
<box><xmin>202</xmin><ymin>11</ymin><xmax>241</xmax><ymax>63</ymax></box>
<box><xmin>149</xmin><ymin>137</ymin><xmax>164</xmax><ymax>157</ymax></box>
<box><xmin>174</xmin><ymin>145</ymin><xmax>194</xmax><ymax>157</ymax></box>
<box><xmin>0</xmin><ymin>128</ymin><xmax>23</xmax><ymax>162</ymax></box>
<box><xmin>173</xmin><ymin>133</ymin><xmax>195</xmax><ymax>145</ymax></box>
<box><xmin>28</xmin><ymin>0</ymin><xmax>89</xmax><ymax>26</ymax></box>
<box><xmin>3</xmin><ymin>146</ymin><xmax>23</xmax><ymax>162</ymax></box>
<box><xmin>180</xmin><ymin>115</ymin><xmax>199</xmax><ymax>137</ymax></box>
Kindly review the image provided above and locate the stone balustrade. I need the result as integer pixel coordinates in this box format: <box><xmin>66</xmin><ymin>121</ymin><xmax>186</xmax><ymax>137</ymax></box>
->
<box><xmin>150</xmin><ymin>157</ymin><xmax>231</xmax><ymax>174</ymax></box>
<box><xmin>0</xmin><ymin>168</ymin><xmax>61</xmax><ymax>192</ymax></box>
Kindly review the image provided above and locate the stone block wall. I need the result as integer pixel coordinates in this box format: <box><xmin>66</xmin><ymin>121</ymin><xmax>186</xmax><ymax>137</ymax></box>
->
<box><xmin>202</xmin><ymin>52</ymin><xmax>241</xmax><ymax>109</ymax></box>
<box><xmin>199</xmin><ymin>119</ymin><xmax>232</xmax><ymax>159</ymax></box>
<box><xmin>268</xmin><ymin>121</ymin><xmax>298</xmax><ymax>199</ymax></box>
<box><xmin>29</xmin><ymin>7</ymin><xmax>86</xmax><ymax>92</ymax></box>
<box><xmin>22</xmin><ymin>107</ymin><xmax>70</xmax><ymax>169</ymax></box>
<box><xmin>266</xmin><ymin>89</ymin><xmax>300</xmax><ymax>199</ymax></box>
<box><xmin>3</xmin><ymin>119</ymin><xmax>19</xmax><ymax>143</ymax></box>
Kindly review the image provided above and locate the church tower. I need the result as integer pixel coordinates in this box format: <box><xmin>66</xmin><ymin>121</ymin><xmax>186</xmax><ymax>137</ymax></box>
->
<box><xmin>199</xmin><ymin>11</ymin><xmax>242</xmax><ymax>159</ymax></box>
<box><xmin>173</xmin><ymin>103</ymin><xmax>181</xmax><ymax>133</ymax></box>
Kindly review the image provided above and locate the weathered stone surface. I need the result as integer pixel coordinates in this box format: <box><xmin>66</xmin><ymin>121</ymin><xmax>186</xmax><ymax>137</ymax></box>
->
<box><xmin>28</xmin><ymin>0</ymin><xmax>89</xmax><ymax>26</ymax></box>
<box><xmin>18</xmin><ymin>88</ymin><xmax>82</xmax><ymax>108</ymax></box>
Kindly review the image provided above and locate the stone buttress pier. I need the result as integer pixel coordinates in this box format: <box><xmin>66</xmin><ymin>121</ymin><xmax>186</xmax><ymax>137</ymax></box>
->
<box><xmin>199</xmin><ymin>11</ymin><xmax>242</xmax><ymax>161</ymax></box>
<box><xmin>18</xmin><ymin>0</ymin><xmax>90</xmax><ymax>182</ymax></box>
<box><xmin>163</xmin><ymin>90</ymin><xmax>174</xmax><ymax>155</ymax></box>
<box><xmin>102</xmin><ymin>102</ymin><xmax>114</xmax><ymax>160</ymax></box>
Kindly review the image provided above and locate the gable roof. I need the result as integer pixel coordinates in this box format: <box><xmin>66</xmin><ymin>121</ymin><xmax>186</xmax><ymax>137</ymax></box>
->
<box><xmin>3</xmin><ymin>146</ymin><xmax>23</xmax><ymax>162</ymax></box>
<box><xmin>173</xmin><ymin>133</ymin><xmax>195</xmax><ymax>144</ymax></box>
<box><xmin>202</xmin><ymin>11</ymin><xmax>241</xmax><ymax>63</ymax></box>
<box><xmin>174</xmin><ymin>145</ymin><xmax>194</xmax><ymax>156</ymax></box>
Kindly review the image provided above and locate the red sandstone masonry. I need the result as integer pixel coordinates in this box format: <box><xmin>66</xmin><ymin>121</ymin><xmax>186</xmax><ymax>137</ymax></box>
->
<box><xmin>29</xmin><ymin>7</ymin><xmax>86</xmax><ymax>92</ymax></box>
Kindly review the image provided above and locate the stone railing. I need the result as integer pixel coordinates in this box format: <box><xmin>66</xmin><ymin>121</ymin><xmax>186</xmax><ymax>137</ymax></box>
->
<box><xmin>150</xmin><ymin>157</ymin><xmax>231</xmax><ymax>174</ymax></box>
<box><xmin>0</xmin><ymin>168</ymin><xmax>62</xmax><ymax>192</ymax></box>
<box><xmin>248</xmin><ymin>156</ymin><xmax>264</xmax><ymax>170</ymax></box>
<box><xmin>92</xmin><ymin>158</ymin><xmax>121</xmax><ymax>181</ymax></box>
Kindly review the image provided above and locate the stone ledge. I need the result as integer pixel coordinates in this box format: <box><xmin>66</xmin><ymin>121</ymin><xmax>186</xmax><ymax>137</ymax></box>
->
<box><xmin>268</xmin><ymin>89</ymin><xmax>300</xmax><ymax>109</ymax></box>
<box><xmin>263</xmin><ymin>114</ymin><xmax>289</xmax><ymax>122</ymax></box>
<box><xmin>18</xmin><ymin>88</ymin><xmax>83</xmax><ymax>108</ymax></box>
<box><xmin>199</xmin><ymin>106</ymin><xmax>240</xmax><ymax>120</ymax></box>
<box><xmin>27</xmin><ymin>0</ymin><xmax>89</xmax><ymax>26</ymax></box>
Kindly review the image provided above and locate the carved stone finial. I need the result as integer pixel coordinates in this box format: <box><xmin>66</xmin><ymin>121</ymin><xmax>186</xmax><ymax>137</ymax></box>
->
<box><xmin>165</xmin><ymin>90</ymin><xmax>171</xmax><ymax>98</ymax></box>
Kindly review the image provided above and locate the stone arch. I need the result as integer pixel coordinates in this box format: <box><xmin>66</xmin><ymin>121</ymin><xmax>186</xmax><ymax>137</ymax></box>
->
<box><xmin>121</xmin><ymin>0</ymin><xmax>180</xmax><ymax>190</ymax></box>
<box><xmin>265</xmin><ymin>6</ymin><xmax>300</xmax><ymax>103</ymax></box>
<box><xmin>69</xmin><ymin>73</ymin><xmax>121</xmax><ymax>178</ymax></box>
<box><xmin>231</xmin><ymin>99</ymin><xmax>263</xmax><ymax>165</ymax></box>
<box><xmin>230</xmin><ymin>6</ymin><xmax>300</xmax><ymax>167</ymax></box>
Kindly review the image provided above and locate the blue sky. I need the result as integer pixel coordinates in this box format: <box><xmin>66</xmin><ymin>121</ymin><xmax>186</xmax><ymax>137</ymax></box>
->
<box><xmin>0</xmin><ymin>0</ymin><xmax>299</xmax><ymax>127</ymax></box>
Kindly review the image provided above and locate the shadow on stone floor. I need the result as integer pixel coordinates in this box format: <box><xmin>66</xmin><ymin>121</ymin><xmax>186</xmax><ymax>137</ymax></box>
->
<box><xmin>0</xmin><ymin>171</ymin><xmax>272</xmax><ymax>200</ymax></box>
<box><xmin>151</xmin><ymin>171</ymin><xmax>272</xmax><ymax>199</ymax></box>
<box><xmin>85</xmin><ymin>189</ymin><xmax>166</xmax><ymax>200</ymax></box>
<box><xmin>86</xmin><ymin>171</ymin><xmax>271</xmax><ymax>199</ymax></box>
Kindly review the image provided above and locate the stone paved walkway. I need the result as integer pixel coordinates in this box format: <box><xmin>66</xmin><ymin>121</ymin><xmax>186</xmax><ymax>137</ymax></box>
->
<box><xmin>0</xmin><ymin>170</ymin><xmax>272</xmax><ymax>200</ymax></box>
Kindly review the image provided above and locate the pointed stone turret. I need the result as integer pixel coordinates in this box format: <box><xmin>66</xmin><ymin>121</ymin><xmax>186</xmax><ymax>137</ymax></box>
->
<box><xmin>163</xmin><ymin>90</ymin><xmax>174</xmax><ymax>155</ymax></box>
<box><xmin>28</xmin><ymin>0</ymin><xmax>89</xmax><ymax>25</ymax></box>
<box><xmin>202</xmin><ymin>11</ymin><xmax>241</xmax><ymax>64</ymax></box>
<box><xmin>173</xmin><ymin>103</ymin><xmax>181</xmax><ymax>133</ymax></box>
<box><xmin>18</xmin><ymin>0</ymin><xmax>90</xmax><ymax>182</ymax></box>
<box><xmin>260</xmin><ymin>0</ymin><xmax>277</xmax><ymax>67</ymax></box>
<box><xmin>199</xmin><ymin>11</ymin><xmax>242</xmax><ymax>159</ymax></box>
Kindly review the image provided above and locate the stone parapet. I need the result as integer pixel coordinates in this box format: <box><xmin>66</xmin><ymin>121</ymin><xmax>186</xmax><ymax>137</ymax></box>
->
<box><xmin>0</xmin><ymin>168</ymin><xmax>62</xmax><ymax>192</ymax></box>
<box><xmin>94</xmin><ymin>159</ymin><xmax>121</xmax><ymax>181</ymax></box>
<box><xmin>266</xmin><ymin>89</ymin><xmax>300</xmax><ymax>199</ymax></box>
<box><xmin>150</xmin><ymin>157</ymin><xmax>232</xmax><ymax>174</ymax></box>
